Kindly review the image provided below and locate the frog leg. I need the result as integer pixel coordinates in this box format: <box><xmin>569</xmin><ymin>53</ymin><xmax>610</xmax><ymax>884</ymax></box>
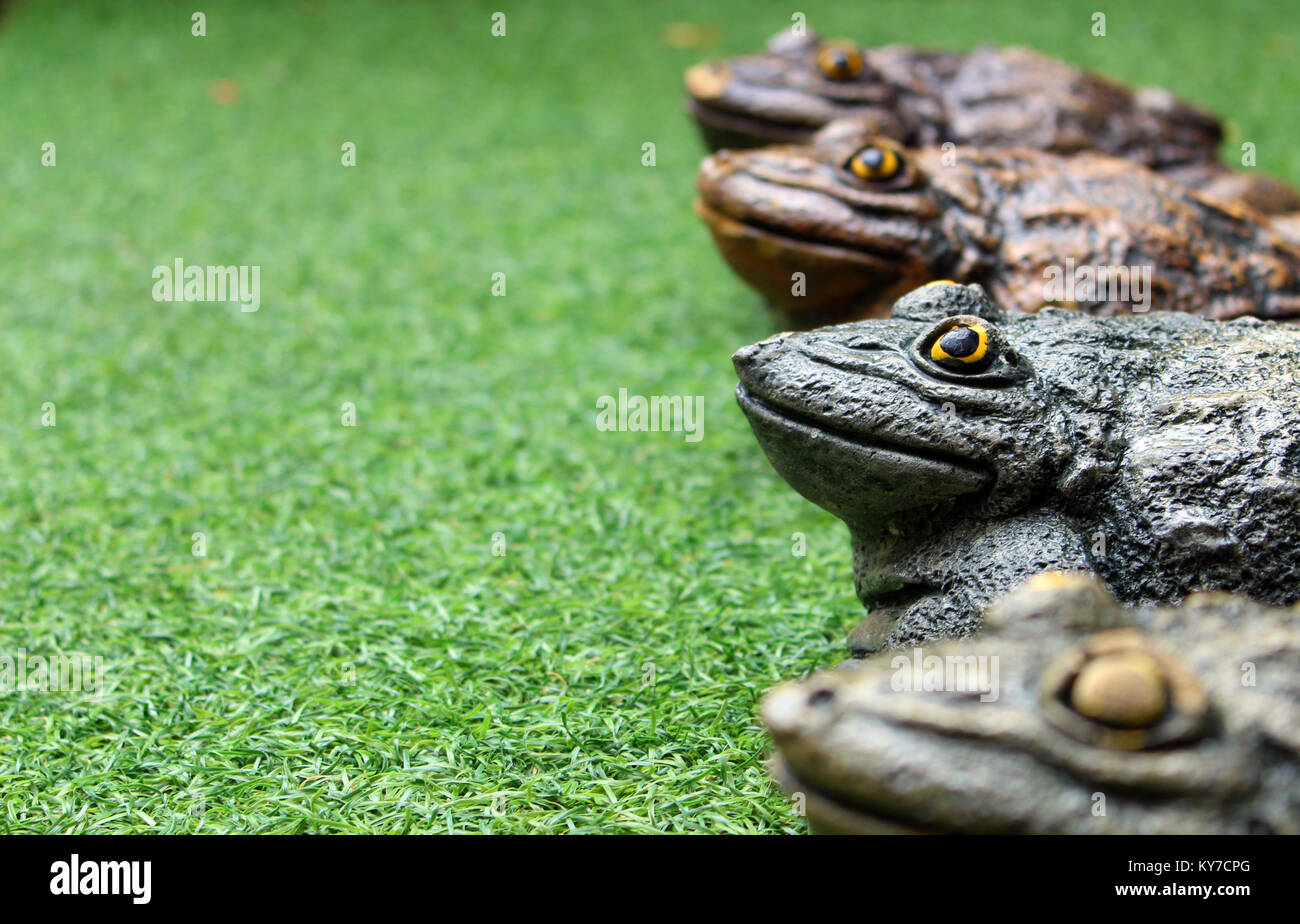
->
<box><xmin>847</xmin><ymin>509</ymin><xmax>1096</xmax><ymax>656</ymax></box>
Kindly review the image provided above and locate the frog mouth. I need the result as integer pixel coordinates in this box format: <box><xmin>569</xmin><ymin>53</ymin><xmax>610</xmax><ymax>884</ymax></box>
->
<box><xmin>771</xmin><ymin>757</ymin><xmax>936</xmax><ymax>834</ymax></box>
<box><xmin>686</xmin><ymin>96</ymin><xmax>819</xmax><ymax>148</ymax></box>
<box><xmin>694</xmin><ymin>194</ymin><xmax>926</xmax><ymax>320</ymax></box>
<box><xmin>696</xmin><ymin>199</ymin><xmax>919</xmax><ymax>321</ymax></box>
<box><xmin>695</xmin><ymin>197</ymin><xmax>897</xmax><ymax>271</ymax></box>
<box><xmin>734</xmin><ymin>383</ymin><xmax>990</xmax><ymax>526</ymax></box>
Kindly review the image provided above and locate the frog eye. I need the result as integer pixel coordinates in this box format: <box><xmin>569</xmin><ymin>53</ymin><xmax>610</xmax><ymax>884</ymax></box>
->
<box><xmin>911</xmin><ymin>314</ymin><xmax>1024</xmax><ymax>385</ymax></box>
<box><xmin>816</xmin><ymin>41</ymin><xmax>864</xmax><ymax>81</ymax></box>
<box><xmin>1069</xmin><ymin>651</ymin><xmax>1168</xmax><ymax>729</ymax></box>
<box><xmin>847</xmin><ymin>145</ymin><xmax>901</xmax><ymax>182</ymax></box>
<box><xmin>930</xmin><ymin>324</ymin><xmax>989</xmax><ymax>367</ymax></box>
<box><xmin>924</xmin><ymin>320</ymin><xmax>993</xmax><ymax>373</ymax></box>
<box><xmin>1039</xmin><ymin>630</ymin><xmax>1209</xmax><ymax>751</ymax></box>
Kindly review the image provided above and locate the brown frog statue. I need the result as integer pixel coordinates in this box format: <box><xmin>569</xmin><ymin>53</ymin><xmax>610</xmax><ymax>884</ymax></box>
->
<box><xmin>764</xmin><ymin>573</ymin><xmax>1300</xmax><ymax>834</ymax></box>
<box><xmin>685</xmin><ymin>26</ymin><xmax>1300</xmax><ymax>214</ymax></box>
<box><xmin>697</xmin><ymin>125</ymin><xmax>1300</xmax><ymax>324</ymax></box>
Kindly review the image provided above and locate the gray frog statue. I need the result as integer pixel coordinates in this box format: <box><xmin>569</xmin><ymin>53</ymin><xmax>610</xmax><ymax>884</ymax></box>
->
<box><xmin>733</xmin><ymin>281</ymin><xmax>1300</xmax><ymax>654</ymax></box>
<box><xmin>764</xmin><ymin>573</ymin><xmax>1300</xmax><ymax>834</ymax></box>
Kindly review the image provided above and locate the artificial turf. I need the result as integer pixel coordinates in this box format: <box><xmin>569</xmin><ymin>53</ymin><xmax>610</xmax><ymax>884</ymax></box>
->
<box><xmin>1</xmin><ymin>0</ymin><xmax>1295</xmax><ymax>833</ymax></box>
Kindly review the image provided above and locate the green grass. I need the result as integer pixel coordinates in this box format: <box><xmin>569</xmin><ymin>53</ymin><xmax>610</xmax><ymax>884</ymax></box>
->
<box><xmin>0</xmin><ymin>0</ymin><xmax>1295</xmax><ymax>833</ymax></box>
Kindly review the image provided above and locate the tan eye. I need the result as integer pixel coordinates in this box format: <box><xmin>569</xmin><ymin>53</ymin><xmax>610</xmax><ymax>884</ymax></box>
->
<box><xmin>847</xmin><ymin>145</ymin><xmax>901</xmax><ymax>181</ymax></box>
<box><xmin>930</xmin><ymin>323</ymin><xmax>989</xmax><ymax>367</ymax></box>
<box><xmin>816</xmin><ymin>41</ymin><xmax>864</xmax><ymax>80</ymax></box>
<box><xmin>1039</xmin><ymin>629</ymin><xmax>1209</xmax><ymax>751</ymax></box>
<box><xmin>1070</xmin><ymin>651</ymin><xmax>1168</xmax><ymax>728</ymax></box>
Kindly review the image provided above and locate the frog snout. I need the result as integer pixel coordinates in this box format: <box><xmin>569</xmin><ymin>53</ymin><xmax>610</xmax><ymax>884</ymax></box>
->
<box><xmin>732</xmin><ymin>333</ymin><xmax>789</xmax><ymax>371</ymax></box>
<box><xmin>762</xmin><ymin>682</ymin><xmax>836</xmax><ymax>739</ymax></box>
<box><xmin>696</xmin><ymin>151</ymin><xmax>739</xmax><ymax>188</ymax></box>
<box><xmin>732</xmin><ymin>342</ymin><xmax>762</xmax><ymax>368</ymax></box>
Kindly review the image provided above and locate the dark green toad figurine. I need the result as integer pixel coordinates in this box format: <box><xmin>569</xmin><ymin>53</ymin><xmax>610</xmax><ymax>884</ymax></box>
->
<box><xmin>733</xmin><ymin>281</ymin><xmax>1300</xmax><ymax>653</ymax></box>
<box><xmin>764</xmin><ymin>573</ymin><xmax>1300</xmax><ymax>834</ymax></box>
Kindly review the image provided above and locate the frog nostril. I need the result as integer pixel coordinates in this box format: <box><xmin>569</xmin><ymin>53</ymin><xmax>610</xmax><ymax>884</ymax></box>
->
<box><xmin>732</xmin><ymin>342</ymin><xmax>761</xmax><ymax>366</ymax></box>
<box><xmin>808</xmin><ymin>689</ymin><xmax>835</xmax><ymax>707</ymax></box>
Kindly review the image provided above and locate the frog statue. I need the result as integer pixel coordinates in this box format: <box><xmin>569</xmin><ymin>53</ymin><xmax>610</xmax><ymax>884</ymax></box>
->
<box><xmin>685</xmin><ymin>26</ymin><xmax>1300</xmax><ymax>214</ymax></box>
<box><xmin>763</xmin><ymin>572</ymin><xmax>1300</xmax><ymax>834</ymax></box>
<box><xmin>732</xmin><ymin>281</ymin><xmax>1300</xmax><ymax>654</ymax></box>
<box><xmin>697</xmin><ymin>125</ymin><xmax>1300</xmax><ymax>325</ymax></box>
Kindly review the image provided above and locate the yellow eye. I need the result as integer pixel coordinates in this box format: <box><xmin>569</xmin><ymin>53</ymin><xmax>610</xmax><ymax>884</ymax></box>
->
<box><xmin>930</xmin><ymin>323</ymin><xmax>988</xmax><ymax>365</ymax></box>
<box><xmin>816</xmin><ymin>41</ymin><xmax>864</xmax><ymax>81</ymax></box>
<box><xmin>848</xmin><ymin>145</ymin><xmax>901</xmax><ymax>181</ymax></box>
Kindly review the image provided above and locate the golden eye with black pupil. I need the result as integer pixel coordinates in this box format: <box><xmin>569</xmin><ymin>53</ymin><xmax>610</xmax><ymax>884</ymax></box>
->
<box><xmin>930</xmin><ymin>323</ymin><xmax>989</xmax><ymax>368</ymax></box>
<box><xmin>816</xmin><ymin>41</ymin><xmax>864</xmax><ymax>81</ymax></box>
<box><xmin>911</xmin><ymin>314</ymin><xmax>1025</xmax><ymax>385</ymax></box>
<box><xmin>847</xmin><ymin>145</ymin><xmax>901</xmax><ymax>181</ymax></box>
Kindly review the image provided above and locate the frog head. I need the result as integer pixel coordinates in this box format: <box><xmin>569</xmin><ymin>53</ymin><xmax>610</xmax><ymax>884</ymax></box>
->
<box><xmin>684</xmin><ymin>27</ymin><xmax>905</xmax><ymax>152</ymax></box>
<box><xmin>732</xmin><ymin>282</ymin><xmax>1068</xmax><ymax>530</ymax></box>
<box><xmin>733</xmin><ymin>281</ymin><xmax>1141</xmax><ymax>647</ymax></box>
<box><xmin>696</xmin><ymin>127</ymin><xmax>979</xmax><ymax>323</ymax></box>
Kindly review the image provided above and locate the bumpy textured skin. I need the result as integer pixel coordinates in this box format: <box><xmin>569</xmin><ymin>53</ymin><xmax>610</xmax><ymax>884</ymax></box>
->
<box><xmin>763</xmin><ymin>574</ymin><xmax>1300</xmax><ymax>834</ymax></box>
<box><xmin>697</xmin><ymin>128</ymin><xmax>1300</xmax><ymax>325</ymax></box>
<box><xmin>733</xmin><ymin>282</ymin><xmax>1300</xmax><ymax>652</ymax></box>
<box><xmin>685</xmin><ymin>26</ymin><xmax>1299</xmax><ymax>213</ymax></box>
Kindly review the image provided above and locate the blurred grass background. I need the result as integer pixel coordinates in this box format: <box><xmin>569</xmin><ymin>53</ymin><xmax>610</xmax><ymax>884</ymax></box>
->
<box><xmin>0</xmin><ymin>0</ymin><xmax>1293</xmax><ymax>833</ymax></box>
